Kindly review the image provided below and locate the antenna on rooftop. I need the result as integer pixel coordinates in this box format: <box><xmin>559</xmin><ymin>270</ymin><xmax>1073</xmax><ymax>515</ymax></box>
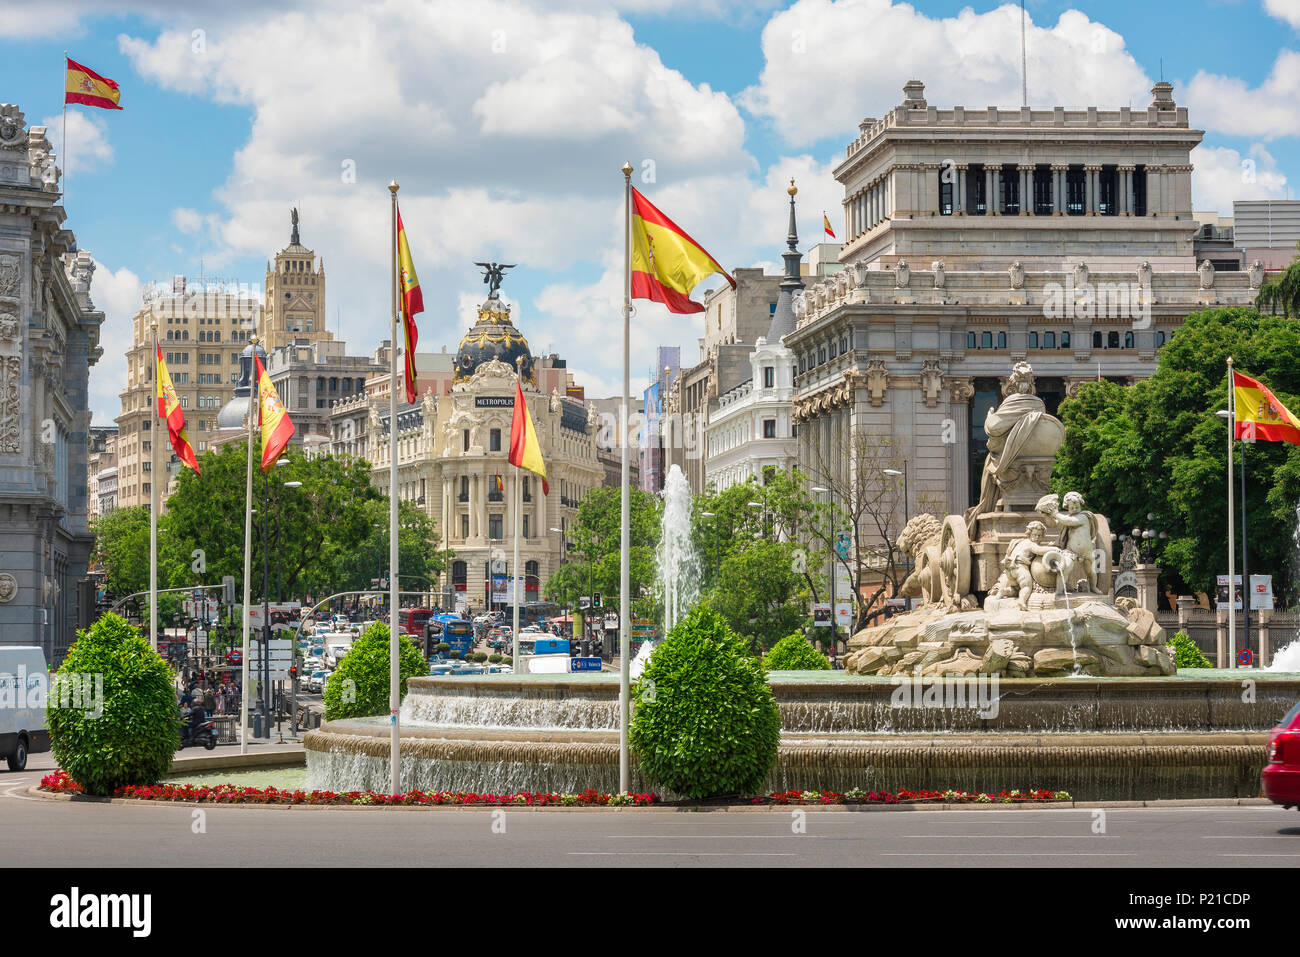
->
<box><xmin>1020</xmin><ymin>0</ymin><xmax>1028</xmax><ymax>107</ymax></box>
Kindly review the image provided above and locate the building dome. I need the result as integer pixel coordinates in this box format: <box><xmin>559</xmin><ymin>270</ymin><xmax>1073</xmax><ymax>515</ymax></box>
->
<box><xmin>454</xmin><ymin>298</ymin><xmax>534</xmax><ymax>383</ymax></box>
<box><xmin>216</xmin><ymin>341</ymin><xmax>269</xmax><ymax>430</ymax></box>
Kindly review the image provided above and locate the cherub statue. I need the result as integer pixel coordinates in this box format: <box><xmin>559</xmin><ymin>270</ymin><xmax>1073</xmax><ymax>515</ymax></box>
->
<box><xmin>1036</xmin><ymin>491</ymin><xmax>1100</xmax><ymax>593</ymax></box>
<box><xmin>1004</xmin><ymin>521</ymin><xmax>1055</xmax><ymax>609</ymax></box>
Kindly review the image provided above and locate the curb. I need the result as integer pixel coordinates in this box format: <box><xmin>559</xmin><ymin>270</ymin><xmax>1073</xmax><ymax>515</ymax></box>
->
<box><xmin>25</xmin><ymin>787</ymin><xmax>1276</xmax><ymax>812</ymax></box>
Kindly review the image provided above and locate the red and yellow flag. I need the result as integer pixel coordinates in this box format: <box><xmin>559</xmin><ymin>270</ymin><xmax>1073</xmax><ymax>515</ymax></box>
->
<box><xmin>508</xmin><ymin>381</ymin><xmax>548</xmax><ymax>494</ymax></box>
<box><xmin>65</xmin><ymin>58</ymin><xmax>122</xmax><ymax>111</ymax></box>
<box><xmin>1233</xmin><ymin>370</ymin><xmax>1300</xmax><ymax>445</ymax></box>
<box><xmin>396</xmin><ymin>205</ymin><xmax>424</xmax><ymax>404</ymax></box>
<box><xmin>255</xmin><ymin>354</ymin><xmax>295</xmax><ymax>469</ymax></box>
<box><xmin>823</xmin><ymin>212</ymin><xmax>836</xmax><ymax>239</ymax></box>
<box><xmin>155</xmin><ymin>347</ymin><xmax>199</xmax><ymax>474</ymax></box>
<box><xmin>630</xmin><ymin>187</ymin><xmax>733</xmax><ymax>314</ymax></box>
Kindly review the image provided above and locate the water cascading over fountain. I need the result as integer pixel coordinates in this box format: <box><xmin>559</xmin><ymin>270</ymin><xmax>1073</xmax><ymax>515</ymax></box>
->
<box><xmin>632</xmin><ymin>465</ymin><xmax>701</xmax><ymax>678</ymax></box>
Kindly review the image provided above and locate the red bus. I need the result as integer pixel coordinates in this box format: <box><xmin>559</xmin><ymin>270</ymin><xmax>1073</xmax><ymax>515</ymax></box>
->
<box><xmin>400</xmin><ymin>608</ymin><xmax>435</xmax><ymax>643</ymax></box>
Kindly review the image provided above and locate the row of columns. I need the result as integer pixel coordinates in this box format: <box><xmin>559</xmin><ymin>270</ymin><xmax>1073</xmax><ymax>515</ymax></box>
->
<box><xmin>439</xmin><ymin>468</ymin><xmax>548</xmax><ymax>546</ymax></box>
<box><xmin>848</xmin><ymin>177</ymin><xmax>890</xmax><ymax>240</ymax></box>
<box><xmin>947</xmin><ymin>163</ymin><xmax>1150</xmax><ymax>216</ymax></box>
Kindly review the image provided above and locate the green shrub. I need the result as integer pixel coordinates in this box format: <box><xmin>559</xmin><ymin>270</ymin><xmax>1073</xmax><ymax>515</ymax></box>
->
<box><xmin>436</xmin><ymin>642</ymin><xmax>450</xmax><ymax>653</ymax></box>
<box><xmin>763</xmin><ymin>633</ymin><xmax>831</xmax><ymax>671</ymax></box>
<box><xmin>323</xmin><ymin>622</ymin><xmax>428</xmax><ymax>720</ymax></box>
<box><xmin>630</xmin><ymin>606</ymin><xmax>781</xmax><ymax>799</ymax></box>
<box><xmin>471</xmin><ymin>652</ymin><xmax>489</xmax><ymax>663</ymax></box>
<box><xmin>488</xmin><ymin>653</ymin><xmax>503</xmax><ymax>663</ymax></box>
<box><xmin>48</xmin><ymin>613</ymin><xmax>178</xmax><ymax>796</ymax></box>
<box><xmin>1169</xmin><ymin>630</ymin><xmax>1213</xmax><ymax>669</ymax></box>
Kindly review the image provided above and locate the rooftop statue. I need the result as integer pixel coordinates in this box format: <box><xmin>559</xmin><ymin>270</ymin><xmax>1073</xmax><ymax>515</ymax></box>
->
<box><xmin>474</xmin><ymin>261</ymin><xmax>515</xmax><ymax>299</ymax></box>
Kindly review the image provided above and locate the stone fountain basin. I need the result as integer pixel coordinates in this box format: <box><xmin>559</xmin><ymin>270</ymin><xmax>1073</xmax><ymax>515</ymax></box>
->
<box><xmin>300</xmin><ymin>672</ymin><xmax>1298</xmax><ymax>800</ymax></box>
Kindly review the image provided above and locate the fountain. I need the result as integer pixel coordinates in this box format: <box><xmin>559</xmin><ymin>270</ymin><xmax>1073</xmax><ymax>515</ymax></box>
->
<box><xmin>631</xmin><ymin>464</ymin><xmax>699</xmax><ymax>678</ymax></box>
<box><xmin>301</xmin><ymin>362</ymin><xmax>1300</xmax><ymax>800</ymax></box>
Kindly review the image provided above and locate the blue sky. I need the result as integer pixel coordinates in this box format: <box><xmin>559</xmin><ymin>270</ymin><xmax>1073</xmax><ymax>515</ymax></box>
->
<box><xmin>2</xmin><ymin>0</ymin><xmax>1297</xmax><ymax>424</ymax></box>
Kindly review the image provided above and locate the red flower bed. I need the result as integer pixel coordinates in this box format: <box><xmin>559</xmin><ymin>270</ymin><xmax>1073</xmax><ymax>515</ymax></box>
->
<box><xmin>40</xmin><ymin>770</ymin><xmax>1069</xmax><ymax>806</ymax></box>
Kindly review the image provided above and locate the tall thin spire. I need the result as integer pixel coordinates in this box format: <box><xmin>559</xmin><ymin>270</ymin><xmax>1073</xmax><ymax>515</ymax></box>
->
<box><xmin>766</xmin><ymin>178</ymin><xmax>804</xmax><ymax>342</ymax></box>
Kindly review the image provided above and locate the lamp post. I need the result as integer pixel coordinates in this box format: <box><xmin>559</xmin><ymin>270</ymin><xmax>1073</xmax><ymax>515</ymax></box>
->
<box><xmin>1217</xmin><ymin>407</ymin><xmax>1250</xmax><ymax>660</ymax></box>
<box><xmin>883</xmin><ymin>464</ymin><xmax>910</xmax><ymax>576</ymax></box>
<box><xmin>811</xmin><ymin>485</ymin><xmax>836</xmax><ymax>662</ymax></box>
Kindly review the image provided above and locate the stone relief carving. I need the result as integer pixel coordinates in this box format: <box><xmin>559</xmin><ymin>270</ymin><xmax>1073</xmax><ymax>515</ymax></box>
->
<box><xmin>894</xmin><ymin>259</ymin><xmax>910</xmax><ymax>289</ymax></box>
<box><xmin>1</xmin><ymin>355</ymin><xmax>20</xmax><ymax>453</ymax></box>
<box><xmin>1198</xmin><ymin>259</ymin><xmax>1215</xmax><ymax>289</ymax></box>
<box><xmin>792</xmin><ymin>292</ymin><xmax>806</xmax><ymax>320</ymax></box>
<box><xmin>920</xmin><ymin>358</ymin><xmax>943</xmax><ymax>408</ymax></box>
<box><xmin>1248</xmin><ymin>260</ymin><xmax>1264</xmax><ymax>289</ymax></box>
<box><xmin>865</xmin><ymin>358</ymin><xmax>889</xmax><ymax>407</ymax></box>
<box><xmin>0</xmin><ymin>572</ymin><xmax>16</xmax><ymax>603</ymax></box>
<box><xmin>0</xmin><ymin>255</ymin><xmax>20</xmax><ymax>299</ymax></box>
<box><xmin>946</xmin><ymin>377</ymin><xmax>975</xmax><ymax>405</ymax></box>
<box><xmin>0</xmin><ymin>106</ymin><xmax>24</xmax><ymax>149</ymax></box>
<box><xmin>931</xmin><ymin>260</ymin><xmax>945</xmax><ymax>289</ymax></box>
<box><xmin>0</xmin><ymin>313</ymin><xmax>17</xmax><ymax>342</ymax></box>
<box><xmin>1008</xmin><ymin>261</ymin><xmax>1025</xmax><ymax>289</ymax></box>
<box><xmin>1072</xmin><ymin>261</ymin><xmax>1089</xmax><ymax>288</ymax></box>
<box><xmin>851</xmin><ymin>261</ymin><xmax>869</xmax><ymax>287</ymax></box>
<box><xmin>1136</xmin><ymin>260</ymin><xmax>1152</xmax><ymax>287</ymax></box>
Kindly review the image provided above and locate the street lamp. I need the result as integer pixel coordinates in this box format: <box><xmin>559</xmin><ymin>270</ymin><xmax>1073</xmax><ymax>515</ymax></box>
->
<box><xmin>811</xmin><ymin>485</ymin><xmax>837</xmax><ymax>663</ymax></box>
<box><xmin>1217</xmin><ymin>407</ymin><xmax>1250</xmax><ymax>658</ymax></box>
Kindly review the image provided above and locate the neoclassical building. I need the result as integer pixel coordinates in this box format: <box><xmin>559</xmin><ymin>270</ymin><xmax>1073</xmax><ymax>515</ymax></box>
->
<box><xmin>367</xmin><ymin>293</ymin><xmax>604</xmax><ymax>612</ymax></box>
<box><xmin>0</xmin><ymin>104</ymin><xmax>104</xmax><ymax>663</ymax></box>
<box><xmin>788</xmin><ymin>80</ymin><xmax>1262</xmax><ymax>553</ymax></box>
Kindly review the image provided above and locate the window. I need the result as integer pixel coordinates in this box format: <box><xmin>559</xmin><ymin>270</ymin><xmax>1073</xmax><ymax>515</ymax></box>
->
<box><xmin>996</xmin><ymin>331</ymin><xmax>1006</xmax><ymax>349</ymax></box>
<box><xmin>1066</xmin><ymin>165</ymin><xmax>1086</xmax><ymax>215</ymax></box>
<box><xmin>522</xmin><ymin>476</ymin><xmax>532</xmax><ymax>503</ymax></box>
<box><xmin>489</xmin><ymin>429</ymin><xmax>501</xmax><ymax>452</ymax></box>
<box><xmin>1133</xmin><ymin>165</ymin><xmax>1147</xmax><ymax>216</ymax></box>
<box><xmin>1093</xmin><ymin>331</ymin><xmax>1103</xmax><ymax>348</ymax></box>
<box><xmin>939</xmin><ymin>171</ymin><xmax>953</xmax><ymax>216</ymax></box>
<box><xmin>981</xmin><ymin>332</ymin><xmax>992</xmax><ymax>349</ymax></box>
<box><xmin>1044</xmin><ymin>331</ymin><xmax>1055</xmax><ymax>348</ymax></box>
<box><xmin>460</xmin><ymin>515</ymin><xmax>469</xmax><ymax>538</ymax></box>
<box><xmin>522</xmin><ymin>516</ymin><xmax>530</xmax><ymax>539</ymax></box>
<box><xmin>459</xmin><ymin>476</ymin><xmax>469</xmax><ymax>501</ymax></box>
<box><xmin>1061</xmin><ymin>331</ymin><xmax>1070</xmax><ymax>348</ymax></box>
<box><xmin>1099</xmin><ymin>166</ymin><xmax>1118</xmax><ymax>216</ymax></box>
<box><xmin>967</xmin><ymin>331</ymin><xmax>976</xmax><ymax>349</ymax></box>
<box><xmin>1028</xmin><ymin>332</ymin><xmax>1039</xmax><ymax>348</ymax></box>
<box><xmin>1034</xmin><ymin>164</ymin><xmax>1053</xmax><ymax>215</ymax></box>
<box><xmin>1156</xmin><ymin>331</ymin><xmax>1166</xmax><ymax>347</ymax></box>
<box><xmin>488</xmin><ymin>514</ymin><xmax>503</xmax><ymax>540</ymax></box>
<box><xmin>1108</xmin><ymin>331</ymin><xmax>1120</xmax><ymax>349</ymax></box>
<box><xmin>762</xmin><ymin>366</ymin><xmax>774</xmax><ymax>389</ymax></box>
<box><xmin>763</xmin><ymin>419</ymin><xmax>777</xmax><ymax>439</ymax></box>
<box><xmin>968</xmin><ymin>164</ymin><xmax>986</xmax><ymax>215</ymax></box>
<box><xmin>462</xmin><ymin>429</ymin><xmax>470</xmax><ymax>452</ymax></box>
<box><xmin>1001</xmin><ymin>163</ymin><xmax>1019</xmax><ymax>215</ymax></box>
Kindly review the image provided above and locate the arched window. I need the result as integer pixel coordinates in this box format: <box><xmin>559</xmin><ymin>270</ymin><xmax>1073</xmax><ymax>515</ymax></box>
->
<box><xmin>996</xmin><ymin>331</ymin><xmax>1006</xmax><ymax>349</ymax></box>
<box><xmin>981</xmin><ymin>332</ymin><xmax>992</xmax><ymax>349</ymax></box>
<box><xmin>1028</xmin><ymin>332</ymin><xmax>1039</xmax><ymax>348</ymax></box>
<box><xmin>967</xmin><ymin>331</ymin><xmax>976</xmax><ymax>349</ymax></box>
<box><xmin>1156</xmin><ymin>331</ymin><xmax>1166</xmax><ymax>347</ymax></box>
<box><xmin>1044</xmin><ymin>332</ymin><xmax>1055</xmax><ymax>348</ymax></box>
<box><xmin>1061</xmin><ymin>331</ymin><xmax>1070</xmax><ymax>348</ymax></box>
<box><xmin>1107</xmin><ymin>331</ymin><xmax>1120</xmax><ymax>349</ymax></box>
<box><xmin>1093</xmin><ymin>331</ymin><xmax>1102</xmax><ymax>348</ymax></box>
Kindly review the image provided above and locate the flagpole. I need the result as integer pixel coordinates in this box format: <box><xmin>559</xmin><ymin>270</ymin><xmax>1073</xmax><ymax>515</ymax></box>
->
<box><xmin>240</xmin><ymin>336</ymin><xmax>257</xmax><ymax>754</ymax></box>
<box><xmin>388</xmin><ymin>181</ymin><xmax>401</xmax><ymax>796</ymax></box>
<box><xmin>149</xmin><ymin>320</ymin><xmax>158</xmax><ymax>651</ymax></box>
<box><xmin>61</xmin><ymin>52</ymin><xmax>68</xmax><ymax>210</ymax></box>
<box><xmin>513</xmin><ymin>430</ymin><xmax>522</xmax><ymax>667</ymax></box>
<box><xmin>1227</xmin><ymin>356</ymin><xmax>1236</xmax><ymax>668</ymax></box>
<box><xmin>619</xmin><ymin>161</ymin><xmax>633</xmax><ymax>794</ymax></box>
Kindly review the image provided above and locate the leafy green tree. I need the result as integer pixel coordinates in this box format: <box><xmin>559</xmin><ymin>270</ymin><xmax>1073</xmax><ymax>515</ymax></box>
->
<box><xmin>48</xmin><ymin>614</ymin><xmax>177</xmax><ymax>795</ymax></box>
<box><xmin>330</xmin><ymin>497</ymin><xmax>444</xmax><ymax>596</ymax></box>
<box><xmin>763</xmin><ymin>633</ymin><xmax>831</xmax><ymax>671</ymax></box>
<box><xmin>1256</xmin><ymin>258</ymin><xmax>1300</xmax><ymax>318</ymax></box>
<box><xmin>630</xmin><ymin>606</ymin><xmax>780</xmax><ymax>799</ymax></box>
<box><xmin>544</xmin><ymin>485</ymin><xmax>660</xmax><ymax>617</ymax></box>
<box><xmin>1053</xmin><ymin>307</ymin><xmax>1300</xmax><ymax>596</ymax></box>
<box><xmin>708</xmin><ymin>540</ymin><xmax>811</xmax><ymax>650</ymax></box>
<box><xmin>90</xmin><ymin>506</ymin><xmax>186</xmax><ymax>598</ymax></box>
<box><xmin>322</xmin><ymin>621</ymin><xmax>428</xmax><ymax>720</ymax></box>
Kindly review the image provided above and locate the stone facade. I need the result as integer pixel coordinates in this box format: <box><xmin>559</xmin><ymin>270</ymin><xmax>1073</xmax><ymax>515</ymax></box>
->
<box><xmin>789</xmin><ymin>80</ymin><xmax>1263</xmax><ymax>572</ymax></box>
<box><xmin>0</xmin><ymin>104</ymin><xmax>104</xmax><ymax>663</ymax></box>
<box><xmin>704</xmin><ymin>337</ymin><xmax>798</xmax><ymax>490</ymax></box>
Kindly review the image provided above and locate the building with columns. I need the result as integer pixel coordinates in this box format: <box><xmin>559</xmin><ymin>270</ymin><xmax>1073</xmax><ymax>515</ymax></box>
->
<box><xmin>365</xmin><ymin>291</ymin><xmax>604</xmax><ymax>612</ymax></box>
<box><xmin>788</xmin><ymin>80</ymin><xmax>1263</xmax><ymax>568</ymax></box>
<box><xmin>0</xmin><ymin>104</ymin><xmax>105</xmax><ymax>663</ymax></box>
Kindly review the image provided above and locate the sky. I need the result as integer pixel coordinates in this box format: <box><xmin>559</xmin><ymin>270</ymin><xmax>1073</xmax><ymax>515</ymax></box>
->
<box><xmin>2</xmin><ymin>0</ymin><xmax>1298</xmax><ymax>425</ymax></box>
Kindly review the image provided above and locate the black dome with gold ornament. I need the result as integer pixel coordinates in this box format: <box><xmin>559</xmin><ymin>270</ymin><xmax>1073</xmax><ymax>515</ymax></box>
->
<box><xmin>454</xmin><ymin>295</ymin><xmax>534</xmax><ymax>383</ymax></box>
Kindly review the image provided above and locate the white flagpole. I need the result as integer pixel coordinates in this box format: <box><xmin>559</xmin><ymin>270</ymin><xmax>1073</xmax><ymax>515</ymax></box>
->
<box><xmin>149</xmin><ymin>320</ymin><xmax>158</xmax><ymax>651</ymax></box>
<box><xmin>619</xmin><ymin>162</ymin><xmax>633</xmax><ymax>793</ymax></box>
<box><xmin>240</xmin><ymin>336</ymin><xmax>257</xmax><ymax>754</ymax></box>
<box><xmin>513</xmin><ymin>456</ymin><xmax>522</xmax><ymax>664</ymax></box>
<box><xmin>388</xmin><ymin>181</ymin><xmax>401</xmax><ymax>795</ymax></box>
<box><xmin>1227</xmin><ymin>356</ymin><xmax>1236</xmax><ymax>668</ymax></box>
<box><xmin>61</xmin><ymin>53</ymin><xmax>68</xmax><ymax>209</ymax></box>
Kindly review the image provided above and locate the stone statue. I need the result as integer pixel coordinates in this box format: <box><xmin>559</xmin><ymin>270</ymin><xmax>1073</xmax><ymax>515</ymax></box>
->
<box><xmin>931</xmin><ymin>260</ymin><xmax>946</xmax><ymax>289</ymax></box>
<box><xmin>1036</xmin><ymin>491</ymin><xmax>1100</xmax><ymax>593</ymax></box>
<box><xmin>1137</xmin><ymin>260</ymin><xmax>1152</xmax><ymax>288</ymax></box>
<box><xmin>1198</xmin><ymin>259</ymin><xmax>1215</xmax><ymax>289</ymax></box>
<box><xmin>1008</xmin><ymin>261</ymin><xmax>1025</xmax><ymax>289</ymax></box>
<box><xmin>965</xmin><ymin>361</ymin><xmax>1064</xmax><ymax>531</ymax></box>
<box><xmin>474</xmin><ymin>262</ymin><xmax>516</xmax><ymax>299</ymax></box>
<box><xmin>894</xmin><ymin>259</ymin><xmax>910</xmax><ymax>288</ymax></box>
<box><xmin>290</xmin><ymin>207</ymin><xmax>300</xmax><ymax>245</ymax></box>
<box><xmin>1004</xmin><ymin>521</ymin><xmax>1055</xmax><ymax>609</ymax></box>
<box><xmin>1249</xmin><ymin>260</ymin><xmax>1264</xmax><ymax>289</ymax></box>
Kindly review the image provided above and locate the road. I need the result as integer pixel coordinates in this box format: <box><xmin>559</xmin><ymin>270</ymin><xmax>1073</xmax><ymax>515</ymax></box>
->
<box><xmin>2</xmin><ymin>752</ymin><xmax>1297</xmax><ymax>867</ymax></box>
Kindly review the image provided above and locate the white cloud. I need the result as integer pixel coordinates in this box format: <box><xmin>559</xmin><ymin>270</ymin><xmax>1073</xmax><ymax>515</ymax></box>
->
<box><xmin>40</xmin><ymin>110</ymin><xmax>113</xmax><ymax>178</ymax></box>
<box><xmin>1185</xmin><ymin>50</ymin><xmax>1300</xmax><ymax>139</ymax></box>
<box><xmin>740</xmin><ymin>1</ymin><xmax>1152</xmax><ymax>145</ymax></box>
<box><xmin>1192</xmin><ymin>143</ymin><xmax>1289</xmax><ymax>212</ymax></box>
<box><xmin>171</xmin><ymin>207</ymin><xmax>203</xmax><ymax>234</ymax></box>
<box><xmin>1263</xmin><ymin>0</ymin><xmax>1300</xmax><ymax>29</ymax></box>
<box><xmin>85</xmin><ymin>259</ymin><xmax>144</xmax><ymax>426</ymax></box>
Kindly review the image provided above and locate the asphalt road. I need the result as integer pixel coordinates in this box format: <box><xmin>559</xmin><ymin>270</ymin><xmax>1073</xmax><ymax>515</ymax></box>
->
<box><xmin>2</xmin><ymin>751</ymin><xmax>1298</xmax><ymax>867</ymax></box>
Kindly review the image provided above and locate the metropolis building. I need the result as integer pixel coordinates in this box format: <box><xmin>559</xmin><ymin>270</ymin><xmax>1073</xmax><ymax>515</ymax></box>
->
<box><xmin>787</xmin><ymin>80</ymin><xmax>1262</xmax><ymax>550</ymax></box>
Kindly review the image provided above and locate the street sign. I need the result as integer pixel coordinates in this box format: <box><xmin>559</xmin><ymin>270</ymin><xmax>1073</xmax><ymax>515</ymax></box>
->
<box><xmin>603</xmin><ymin>613</ymin><xmax>619</xmax><ymax>630</ymax></box>
<box><xmin>578</xmin><ymin>596</ymin><xmax>590</xmax><ymax>611</ymax></box>
<box><xmin>570</xmin><ymin>657</ymin><xmax>602</xmax><ymax>672</ymax></box>
<box><xmin>631</xmin><ymin>618</ymin><xmax>655</xmax><ymax>638</ymax></box>
<box><xmin>248</xmin><ymin>638</ymin><xmax>294</xmax><ymax>681</ymax></box>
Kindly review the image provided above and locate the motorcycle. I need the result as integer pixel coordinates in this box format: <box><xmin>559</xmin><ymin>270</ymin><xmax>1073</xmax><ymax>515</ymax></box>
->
<box><xmin>179</xmin><ymin>716</ymin><xmax>219</xmax><ymax>751</ymax></box>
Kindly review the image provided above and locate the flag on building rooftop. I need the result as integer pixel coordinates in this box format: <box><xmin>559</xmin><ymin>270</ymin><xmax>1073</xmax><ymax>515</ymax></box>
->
<box><xmin>65</xmin><ymin>57</ymin><xmax>122</xmax><ymax>110</ymax></box>
<box><xmin>255</xmin><ymin>353</ymin><xmax>295</xmax><ymax>469</ymax></box>
<box><xmin>396</xmin><ymin>205</ymin><xmax>423</xmax><ymax>403</ymax></box>
<box><xmin>156</xmin><ymin>346</ymin><xmax>199</xmax><ymax>474</ymax></box>
<box><xmin>1233</xmin><ymin>369</ymin><xmax>1300</xmax><ymax>445</ymax></box>
<box><xmin>629</xmin><ymin>187</ymin><xmax>733</xmax><ymax>314</ymax></box>
<box><xmin>823</xmin><ymin>212</ymin><xmax>836</xmax><ymax>239</ymax></box>
<box><xmin>508</xmin><ymin>380</ymin><xmax>548</xmax><ymax>494</ymax></box>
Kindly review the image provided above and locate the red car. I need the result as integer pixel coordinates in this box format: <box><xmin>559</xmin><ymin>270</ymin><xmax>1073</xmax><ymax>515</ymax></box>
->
<box><xmin>1262</xmin><ymin>699</ymin><xmax>1300</xmax><ymax>809</ymax></box>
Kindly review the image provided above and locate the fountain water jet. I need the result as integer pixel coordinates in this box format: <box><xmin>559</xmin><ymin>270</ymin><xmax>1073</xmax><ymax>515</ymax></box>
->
<box><xmin>633</xmin><ymin>464</ymin><xmax>700</xmax><ymax>678</ymax></box>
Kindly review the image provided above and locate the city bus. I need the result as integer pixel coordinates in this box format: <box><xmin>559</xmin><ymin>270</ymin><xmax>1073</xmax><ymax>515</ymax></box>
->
<box><xmin>399</xmin><ymin>608</ymin><xmax>435</xmax><ymax>641</ymax></box>
<box><xmin>425</xmin><ymin>614</ymin><xmax>474</xmax><ymax>658</ymax></box>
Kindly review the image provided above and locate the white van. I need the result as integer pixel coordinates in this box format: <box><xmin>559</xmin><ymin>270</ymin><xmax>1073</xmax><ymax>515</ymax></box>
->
<box><xmin>0</xmin><ymin>646</ymin><xmax>51</xmax><ymax>771</ymax></box>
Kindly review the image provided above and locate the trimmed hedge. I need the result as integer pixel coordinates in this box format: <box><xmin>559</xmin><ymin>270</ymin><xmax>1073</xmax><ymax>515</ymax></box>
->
<box><xmin>764</xmin><ymin>633</ymin><xmax>831</xmax><ymax>671</ymax></box>
<box><xmin>323</xmin><ymin>622</ymin><xmax>428</xmax><ymax>720</ymax></box>
<box><xmin>1169</xmin><ymin>630</ymin><xmax>1213</xmax><ymax>669</ymax></box>
<box><xmin>48</xmin><ymin>613</ymin><xmax>178</xmax><ymax>796</ymax></box>
<box><xmin>630</xmin><ymin>606</ymin><xmax>780</xmax><ymax>799</ymax></box>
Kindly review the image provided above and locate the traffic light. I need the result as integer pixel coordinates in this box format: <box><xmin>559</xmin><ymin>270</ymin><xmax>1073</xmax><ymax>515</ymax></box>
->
<box><xmin>288</xmin><ymin>665</ymin><xmax>298</xmax><ymax>680</ymax></box>
<box><xmin>593</xmin><ymin>593</ymin><xmax>601</xmax><ymax>608</ymax></box>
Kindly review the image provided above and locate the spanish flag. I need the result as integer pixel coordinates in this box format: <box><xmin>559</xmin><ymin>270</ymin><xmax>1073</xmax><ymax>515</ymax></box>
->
<box><xmin>1233</xmin><ymin>370</ymin><xmax>1300</xmax><ymax>445</ymax></box>
<box><xmin>824</xmin><ymin>212</ymin><xmax>836</xmax><ymax>239</ymax></box>
<box><xmin>65</xmin><ymin>58</ymin><xmax>122</xmax><ymax>111</ymax></box>
<box><xmin>630</xmin><ymin>187</ymin><xmax>733</xmax><ymax>314</ymax></box>
<box><xmin>255</xmin><ymin>354</ymin><xmax>295</xmax><ymax>469</ymax></box>
<box><xmin>494</xmin><ymin>474</ymin><xmax>504</xmax><ymax>493</ymax></box>
<box><xmin>156</xmin><ymin>347</ymin><xmax>199</xmax><ymax>474</ymax></box>
<box><xmin>396</xmin><ymin>205</ymin><xmax>423</xmax><ymax>404</ymax></box>
<box><xmin>508</xmin><ymin>381</ymin><xmax>548</xmax><ymax>494</ymax></box>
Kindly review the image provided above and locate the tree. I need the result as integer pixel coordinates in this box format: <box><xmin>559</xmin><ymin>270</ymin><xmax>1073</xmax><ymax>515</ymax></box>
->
<box><xmin>90</xmin><ymin>506</ymin><xmax>186</xmax><ymax>598</ymax></box>
<box><xmin>543</xmin><ymin>486</ymin><xmax>661</xmax><ymax>617</ymax></box>
<box><xmin>322</xmin><ymin>621</ymin><xmax>428</xmax><ymax>720</ymax></box>
<box><xmin>1053</xmin><ymin>306</ymin><xmax>1300</xmax><ymax>597</ymax></box>
<box><xmin>1255</xmin><ymin>254</ymin><xmax>1300</xmax><ymax>318</ymax></box>
<box><xmin>708</xmin><ymin>540</ymin><xmax>811</xmax><ymax>650</ymax></box>
<box><xmin>330</xmin><ymin>497</ymin><xmax>444</xmax><ymax>597</ymax></box>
